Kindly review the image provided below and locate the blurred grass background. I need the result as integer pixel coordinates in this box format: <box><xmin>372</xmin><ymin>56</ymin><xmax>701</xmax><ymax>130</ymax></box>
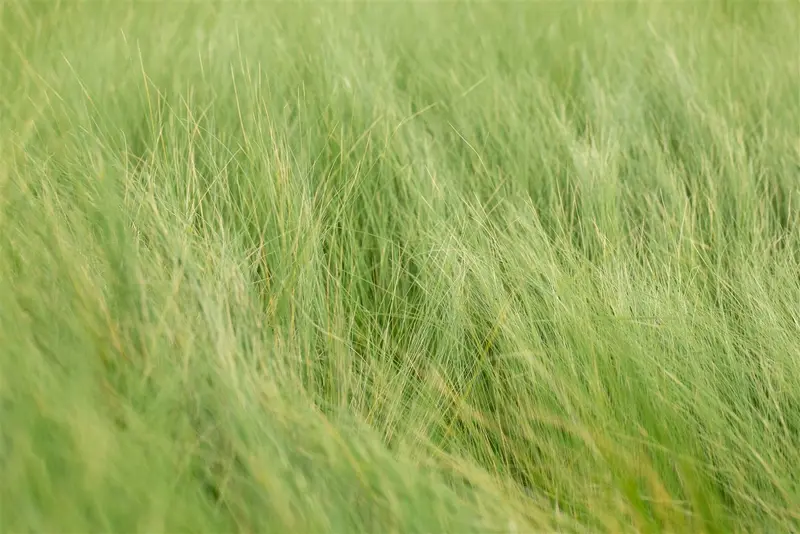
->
<box><xmin>1</xmin><ymin>1</ymin><xmax>800</xmax><ymax>532</ymax></box>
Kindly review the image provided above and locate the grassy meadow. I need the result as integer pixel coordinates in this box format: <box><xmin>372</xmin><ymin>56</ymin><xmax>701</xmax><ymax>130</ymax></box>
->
<box><xmin>1</xmin><ymin>1</ymin><xmax>800</xmax><ymax>532</ymax></box>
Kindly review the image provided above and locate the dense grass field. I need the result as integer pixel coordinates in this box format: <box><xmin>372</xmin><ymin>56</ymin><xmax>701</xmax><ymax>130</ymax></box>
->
<box><xmin>2</xmin><ymin>1</ymin><xmax>800</xmax><ymax>532</ymax></box>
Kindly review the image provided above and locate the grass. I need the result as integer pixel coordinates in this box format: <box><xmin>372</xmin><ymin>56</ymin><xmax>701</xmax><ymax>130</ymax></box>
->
<box><xmin>1</xmin><ymin>1</ymin><xmax>800</xmax><ymax>532</ymax></box>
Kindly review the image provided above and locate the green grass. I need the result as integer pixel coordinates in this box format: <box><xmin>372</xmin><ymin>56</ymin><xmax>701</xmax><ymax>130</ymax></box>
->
<box><xmin>2</xmin><ymin>1</ymin><xmax>800</xmax><ymax>532</ymax></box>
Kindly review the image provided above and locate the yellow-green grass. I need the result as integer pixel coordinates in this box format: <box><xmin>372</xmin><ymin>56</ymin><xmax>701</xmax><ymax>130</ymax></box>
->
<box><xmin>1</xmin><ymin>2</ymin><xmax>799</xmax><ymax>532</ymax></box>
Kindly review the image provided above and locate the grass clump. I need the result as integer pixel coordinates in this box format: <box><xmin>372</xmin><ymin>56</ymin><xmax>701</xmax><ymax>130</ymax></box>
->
<box><xmin>1</xmin><ymin>2</ymin><xmax>799</xmax><ymax>532</ymax></box>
